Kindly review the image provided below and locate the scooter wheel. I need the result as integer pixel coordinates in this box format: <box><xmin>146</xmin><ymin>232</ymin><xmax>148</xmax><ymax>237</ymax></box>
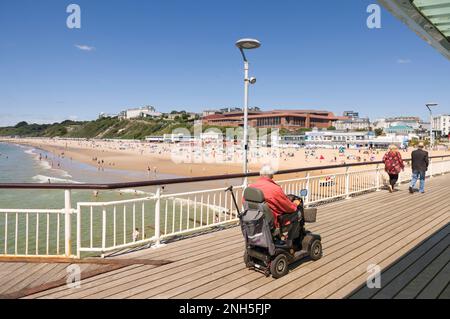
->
<box><xmin>309</xmin><ymin>239</ymin><xmax>322</xmax><ymax>261</ymax></box>
<box><xmin>270</xmin><ymin>254</ymin><xmax>289</xmax><ymax>279</ymax></box>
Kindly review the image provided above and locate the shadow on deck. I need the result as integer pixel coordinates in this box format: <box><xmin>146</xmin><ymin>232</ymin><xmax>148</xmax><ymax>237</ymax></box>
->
<box><xmin>348</xmin><ymin>223</ymin><xmax>449</xmax><ymax>299</ymax></box>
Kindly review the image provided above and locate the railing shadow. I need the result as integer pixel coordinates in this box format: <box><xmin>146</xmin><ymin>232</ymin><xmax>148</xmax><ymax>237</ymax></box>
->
<box><xmin>347</xmin><ymin>222</ymin><xmax>450</xmax><ymax>299</ymax></box>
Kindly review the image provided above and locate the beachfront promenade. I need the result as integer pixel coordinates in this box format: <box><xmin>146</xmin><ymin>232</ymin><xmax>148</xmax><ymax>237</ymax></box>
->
<box><xmin>0</xmin><ymin>172</ymin><xmax>448</xmax><ymax>299</ymax></box>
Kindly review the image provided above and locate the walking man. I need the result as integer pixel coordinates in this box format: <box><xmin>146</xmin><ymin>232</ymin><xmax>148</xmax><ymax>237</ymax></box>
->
<box><xmin>409</xmin><ymin>142</ymin><xmax>429</xmax><ymax>194</ymax></box>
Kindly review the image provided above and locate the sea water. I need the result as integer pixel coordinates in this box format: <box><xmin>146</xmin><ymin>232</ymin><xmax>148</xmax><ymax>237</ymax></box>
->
<box><xmin>0</xmin><ymin>142</ymin><xmax>179</xmax><ymax>209</ymax></box>
<box><xmin>0</xmin><ymin>142</ymin><xmax>233</xmax><ymax>256</ymax></box>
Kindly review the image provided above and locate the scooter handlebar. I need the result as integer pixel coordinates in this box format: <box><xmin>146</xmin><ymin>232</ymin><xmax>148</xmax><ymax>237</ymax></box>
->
<box><xmin>225</xmin><ymin>186</ymin><xmax>233</xmax><ymax>192</ymax></box>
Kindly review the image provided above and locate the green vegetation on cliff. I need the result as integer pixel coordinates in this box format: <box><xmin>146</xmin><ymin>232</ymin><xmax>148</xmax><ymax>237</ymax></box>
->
<box><xmin>0</xmin><ymin>117</ymin><xmax>237</xmax><ymax>140</ymax></box>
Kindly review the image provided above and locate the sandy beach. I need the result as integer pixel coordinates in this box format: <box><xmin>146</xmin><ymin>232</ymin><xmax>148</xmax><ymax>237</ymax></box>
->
<box><xmin>2</xmin><ymin>137</ymin><xmax>449</xmax><ymax>182</ymax></box>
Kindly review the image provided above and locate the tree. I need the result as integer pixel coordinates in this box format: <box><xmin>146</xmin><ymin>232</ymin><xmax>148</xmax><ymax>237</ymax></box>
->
<box><xmin>327</xmin><ymin>126</ymin><xmax>336</xmax><ymax>131</ymax></box>
<box><xmin>15</xmin><ymin>121</ymin><xmax>28</xmax><ymax>128</ymax></box>
<box><xmin>374</xmin><ymin>128</ymin><xmax>384</xmax><ymax>136</ymax></box>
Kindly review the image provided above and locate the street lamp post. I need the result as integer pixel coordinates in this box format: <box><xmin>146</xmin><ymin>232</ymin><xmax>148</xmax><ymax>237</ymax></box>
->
<box><xmin>236</xmin><ymin>38</ymin><xmax>261</xmax><ymax>178</ymax></box>
<box><xmin>426</xmin><ymin>103</ymin><xmax>438</xmax><ymax>150</ymax></box>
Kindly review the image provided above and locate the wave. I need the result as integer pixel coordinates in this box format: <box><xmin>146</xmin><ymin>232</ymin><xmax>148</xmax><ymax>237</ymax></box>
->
<box><xmin>24</xmin><ymin>149</ymin><xmax>36</xmax><ymax>155</ymax></box>
<box><xmin>38</xmin><ymin>160</ymin><xmax>52</xmax><ymax>170</ymax></box>
<box><xmin>32</xmin><ymin>175</ymin><xmax>81</xmax><ymax>184</ymax></box>
<box><xmin>23</xmin><ymin>147</ymin><xmax>72</xmax><ymax>177</ymax></box>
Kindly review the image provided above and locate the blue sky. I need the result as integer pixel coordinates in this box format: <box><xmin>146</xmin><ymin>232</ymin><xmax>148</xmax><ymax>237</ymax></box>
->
<box><xmin>0</xmin><ymin>0</ymin><xmax>449</xmax><ymax>126</ymax></box>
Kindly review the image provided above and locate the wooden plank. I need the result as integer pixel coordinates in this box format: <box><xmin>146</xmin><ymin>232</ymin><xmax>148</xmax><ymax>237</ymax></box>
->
<box><xmin>3</xmin><ymin>264</ymin><xmax>130</xmax><ymax>299</ymax></box>
<box><xmin>117</xmin><ymin>258</ymin><xmax>245</xmax><ymax>299</ymax></box>
<box><xmin>24</xmin><ymin>264</ymin><xmax>145</xmax><ymax>299</ymax></box>
<box><xmin>285</xmin><ymin>211</ymin><xmax>449</xmax><ymax>299</ymax></box>
<box><xmin>26</xmin><ymin>263</ymin><xmax>69</xmax><ymax>288</ymax></box>
<box><xmin>395</xmin><ymin>246</ymin><xmax>450</xmax><ymax>299</ymax></box>
<box><xmin>307</xmin><ymin>217</ymin><xmax>449</xmax><ymax>299</ymax></box>
<box><xmin>416</xmin><ymin>261</ymin><xmax>450</xmax><ymax>299</ymax></box>
<box><xmin>11</xmin><ymin>263</ymin><xmax>64</xmax><ymax>293</ymax></box>
<box><xmin>144</xmin><ymin>262</ymin><xmax>246</xmax><ymax>299</ymax></box>
<box><xmin>113</xmin><ymin>227</ymin><xmax>241</xmax><ymax>260</ymax></box>
<box><xmin>329</xmin><ymin>222</ymin><xmax>448</xmax><ymax>298</ymax></box>
<box><xmin>0</xmin><ymin>262</ymin><xmax>26</xmax><ymax>281</ymax></box>
<box><xmin>348</xmin><ymin>224</ymin><xmax>450</xmax><ymax>299</ymax></box>
<box><xmin>0</xmin><ymin>263</ymin><xmax>50</xmax><ymax>294</ymax></box>
<box><xmin>66</xmin><ymin>245</ymin><xmax>244</xmax><ymax>299</ymax></box>
<box><xmin>438</xmin><ymin>282</ymin><xmax>450</xmax><ymax>299</ymax></box>
<box><xmin>0</xmin><ymin>256</ymin><xmax>173</xmax><ymax>266</ymax></box>
<box><xmin>39</xmin><ymin>239</ymin><xmax>244</xmax><ymax>299</ymax></box>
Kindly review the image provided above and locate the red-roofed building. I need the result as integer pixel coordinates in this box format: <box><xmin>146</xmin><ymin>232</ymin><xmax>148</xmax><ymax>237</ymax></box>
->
<box><xmin>202</xmin><ymin>109</ymin><xmax>346</xmax><ymax>131</ymax></box>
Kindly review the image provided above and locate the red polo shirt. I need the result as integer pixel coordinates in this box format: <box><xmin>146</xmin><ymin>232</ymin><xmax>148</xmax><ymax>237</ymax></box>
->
<box><xmin>249</xmin><ymin>177</ymin><xmax>298</xmax><ymax>227</ymax></box>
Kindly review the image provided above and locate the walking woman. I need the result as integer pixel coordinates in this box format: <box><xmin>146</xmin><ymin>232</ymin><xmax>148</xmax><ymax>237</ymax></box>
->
<box><xmin>382</xmin><ymin>145</ymin><xmax>405</xmax><ymax>192</ymax></box>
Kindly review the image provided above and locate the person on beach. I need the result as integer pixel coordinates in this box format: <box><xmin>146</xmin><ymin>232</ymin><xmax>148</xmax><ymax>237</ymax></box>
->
<box><xmin>409</xmin><ymin>142</ymin><xmax>429</xmax><ymax>194</ymax></box>
<box><xmin>132</xmin><ymin>228</ymin><xmax>140</xmax><ymax>242</ymax></box>
<box><xmin>382</xmin><ymin>145</ymin><xmax>405</xmax><ymax>192</ymax></box>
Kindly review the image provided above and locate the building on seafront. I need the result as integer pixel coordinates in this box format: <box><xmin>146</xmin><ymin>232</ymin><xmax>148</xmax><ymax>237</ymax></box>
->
<box><xmin>117</xmin><ymin>106</ymin><xmax>162</xmax><ymax>119</ymax></box>
<box><xmin>433</xmin><ymin>114</ymin><xmax>450</xmax><ymax>138</ymax></box>
<box><xmin>302</xmin><ymin>129</ymin><xmax>412</xmax><ymax>149</ymax></box>
<box><xmin>202</xmin><ymin>109</ymin><xmax>345</xmax><ymax>131</ymax></box>
<box><xmin>333</xmin><ymin>111</ymin><xmax>371</xmax><ymax>131</ymax></box>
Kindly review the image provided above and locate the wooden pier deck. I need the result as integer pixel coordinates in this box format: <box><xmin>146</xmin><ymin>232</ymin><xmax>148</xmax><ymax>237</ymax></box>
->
<box><xmin>1</xmin><ymin>174</ymin><xmax>449</xmax><ymax>299</ymax></box>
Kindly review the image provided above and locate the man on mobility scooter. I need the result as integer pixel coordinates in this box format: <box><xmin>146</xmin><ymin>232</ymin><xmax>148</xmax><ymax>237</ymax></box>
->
<box><xmin>227</xmin><ymin>165</ymin><xmax>322</xmax><ymax>278</ymax></box>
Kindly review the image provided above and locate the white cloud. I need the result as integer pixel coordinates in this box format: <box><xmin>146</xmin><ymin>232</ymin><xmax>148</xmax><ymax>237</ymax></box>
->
<box><xmin>397</xmin><ymin>59</ymin><xmax>412</xmax><ymax>64</ymax></box>
<box><xmin>75</xmin><ymin>44</ymin><xmax>95</xmax><ymax>52</ymax></box>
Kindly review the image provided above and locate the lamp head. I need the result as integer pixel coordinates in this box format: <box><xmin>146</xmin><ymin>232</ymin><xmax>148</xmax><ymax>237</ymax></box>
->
<box><xmin>426</xmin><ymin>103</ymin><xmax>438</xmax><ymax>112</ymax></box>
<box><xmin>236</xmin><ymin>38</ymin><xmax>261</xmax><ymax>50</ymax></box>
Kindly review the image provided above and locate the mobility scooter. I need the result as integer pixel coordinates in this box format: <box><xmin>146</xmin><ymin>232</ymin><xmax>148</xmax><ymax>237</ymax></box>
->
<box><xmin>226</xmin><ymin>186</ymin><xmax>322</xmax><ymax>279</ymax></box>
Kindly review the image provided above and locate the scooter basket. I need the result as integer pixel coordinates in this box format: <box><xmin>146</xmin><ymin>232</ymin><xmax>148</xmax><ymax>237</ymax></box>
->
<box><xmin>303</xmin><ymin>208</ymin><xmax>317</xmax><ymax>223</ymax></box>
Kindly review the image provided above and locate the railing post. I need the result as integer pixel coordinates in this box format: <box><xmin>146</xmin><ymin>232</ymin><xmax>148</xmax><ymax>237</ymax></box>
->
<box><xmin>429</xmin><ymin>158</ymin><xmax>433</xmax><ymax>179</ymax></box>
<box><xmin>345</xmin><ymin>167</ymin><xmax>350</xmax><ymax>199</ymax></box>
<box><xmin>375</xmin><ymin>164</ymin><xmax>380</xmax><ymax>191</ymax></box>
<box><xmin>64</xmin><ymin>189</ymin><xmax>72</xmax><ymax>257</ymax></box>
<box><xmin>76</xmin><ymin>204</ymin><xmax>81</xmax><ymax>259</ymax></box>
<box><xmin>154</xmin><ymin>187</ymin><xmax>162</xmax><ymax>246</ymax></box>
<box><xmin>243</xmin><ymin>177</ymin><xmax>248</xmax><ymax>189</ymax></box>
<box><xmin>305</xmin><ymin>173</ymin><xmax>310</xmax><ymax>206</ymax></box>
<box><xmin>101</xmin><ymin>205</ymin><xmax>106</xmax><ymax>257</ymax></box>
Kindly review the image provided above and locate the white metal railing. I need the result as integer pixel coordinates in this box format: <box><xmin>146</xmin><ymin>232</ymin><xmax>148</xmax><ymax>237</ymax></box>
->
<box><xmin>76</xmin><ymin>185</ymin><xmax>245</xmax><ymax>257</ymax></box>
<box><xmin>1</xmin><ymin>158</ymin><xmax>450</xmax><ymax>258</ymax></box>
<box><xmin>0</xmin><ymin>208</ymin><xmax>72</xmax><ymax>257</ymax></box>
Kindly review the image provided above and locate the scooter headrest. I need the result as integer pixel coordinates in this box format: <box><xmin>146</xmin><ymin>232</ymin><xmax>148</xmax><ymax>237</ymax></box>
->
<box><xmin>243</xmin><ymin>187</ymin><xmax>265</xmax><ymax>203</ymax></box>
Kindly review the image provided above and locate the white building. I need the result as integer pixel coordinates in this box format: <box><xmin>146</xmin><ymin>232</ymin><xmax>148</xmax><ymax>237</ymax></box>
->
<box><xmin>162</xmin><ymin>133</ymin><xmax>192</xmax><ymax>143</ymax></box>
<box><xmin>304</xmin><ymin>129</ymin><xmax>412</xmax><ymax>149</ymax></box>
<box><xmin>433</xmin><ymin>115</ymin><xmax>450</xmax><ymax>137</ymax></box>
<box><xmin>202</xmin><ymin>110</ymin><xmax>221</xmax><ymax>117</ymax></box>
<box><xmin>333</xmin><ymin>118</ymin><xmax>371</xmax><ymax>131</ymax></box>
<box><xmin>200</xmin><ymin>131</ymin><xmax>223</xmax><ymax>141</ymax></box>
<box><xmin>305</xmin><ymin>130</ymin><xmax>372</xmax><ymax>146</ymax></box>
<box><xmin>124</xmin><ymin>106</ymin><xmax>162</xmax><ymax>119</ymax></box>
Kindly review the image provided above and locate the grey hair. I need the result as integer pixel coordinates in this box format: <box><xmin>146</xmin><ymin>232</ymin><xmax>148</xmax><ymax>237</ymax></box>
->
<box><xmin>260</xmin><ymin>165</ymin><xmax>275</xmax><ymax>178</ymax></box>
